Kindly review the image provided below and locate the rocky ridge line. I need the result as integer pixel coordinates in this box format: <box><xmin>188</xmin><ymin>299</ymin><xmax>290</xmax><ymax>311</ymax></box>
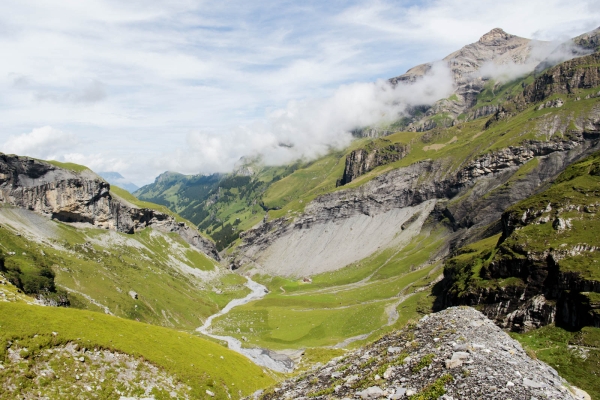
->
<box><xmin>233</xmin><ymin>130</ymin><xmax>600</xmax><ymax>269</ymax></box>
<box><xmin>0</xmin><ymin>154</ymin><xmax>219</xmax><ymax>260</ymax></box>
<box><xmin>254</xmin><ymin>307</ymin><xmax>587</xmax><ymax>400</ymax></box>
<box><xmin>385</xmin><ymin>28</ymin><xmax>535</xmax><ymax>133</ymax></box>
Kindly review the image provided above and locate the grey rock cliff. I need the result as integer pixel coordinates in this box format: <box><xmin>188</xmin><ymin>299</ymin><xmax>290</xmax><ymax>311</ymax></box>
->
<box><xmin>352</xmin><ymin>27</ymin><xmax>599</xmax><ymax>138</ymax></box>
<box><xmin>519</xmin><ymin>53</ymin><xmax>600</xmax><ymax>107</ymax></box>
<box><xmin>233</xmin><ymin>125</ymin><xmax>600</xmax><ymax>272</ymax></box>
<box><xmin>338</xmin><ymin>142</ymin><xmax>409</xmax><ymax>186</ymax></box>
<box><xmin>0</xmin><ymin>154</ymin><xmax>219</xmax><ymax>260</ymax></box>
<box><xmin>385</xmin><ymin>28</ymin><xmax>538</xmax><ymax>133</ymax></box>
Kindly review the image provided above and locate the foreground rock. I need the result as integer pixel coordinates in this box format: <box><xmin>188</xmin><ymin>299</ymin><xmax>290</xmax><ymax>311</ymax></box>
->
<box><xmin>256</xmin><ymin>307</ymin><xmax>587</xmax><ymax>400</ymax></box>
<box><xmin>2</xmin><ymin>342</ymin><xmax>191</xmax><ymax>399</ymax></box>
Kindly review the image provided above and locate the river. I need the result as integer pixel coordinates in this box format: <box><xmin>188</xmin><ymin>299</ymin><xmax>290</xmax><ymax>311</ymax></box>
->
<box><xmin>196</xmin><ymin>276</ymin><xmax>294</xmax><ymax>373</ymax></box>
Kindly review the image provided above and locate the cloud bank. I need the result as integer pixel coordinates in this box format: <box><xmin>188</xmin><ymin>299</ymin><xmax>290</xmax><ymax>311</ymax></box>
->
<box><xmin>158</xmin><ymin>62</ymin><xmax>454</xmax><ymax>173</ymax></box>
<box><xmin>2</xmin><ymin>126</ymin><xmax>78</xmax><ymax>159</ymax></box>
<box><xmin>477</xmin><ymin>39</ymin><xmax>592</xmax><ymax>83</ymax></box>
<box><xmin>0</xmin><ymin>0</ymin><xmax>598</xmax><ymax>184</ymax></box>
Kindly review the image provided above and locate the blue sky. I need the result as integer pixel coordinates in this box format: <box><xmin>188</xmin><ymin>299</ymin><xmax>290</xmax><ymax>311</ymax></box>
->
<box><xmin>0</xmin><ymin>0</ymin><xmax>598</xmax><ymax>185</ymax></box>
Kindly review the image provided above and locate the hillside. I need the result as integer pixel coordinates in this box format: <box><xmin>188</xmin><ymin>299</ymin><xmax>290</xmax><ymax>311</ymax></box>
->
<box><xmin>437</xmin><ymin>150</ymin><xmax>600</xmax><ymax>331</ymax></box>
<box><xmin>0</xmin><ymin>155</ymin><xmax>283</xmax><ymax>398</ymax></box>
<box><xmin>130</xmin><ymin>27</ymin><xmax>600</xmax><ymax>397</ymax></box>
<box><xmin>135</xmin><ymin>160</ymin><xmax>314</xmax><ymax>251</ymax></box>
<box><xmin>0</xmin><ymin>155</ymin><xmax>245</xmax><ymax>330</ymax></box>
<box><xmin>3</xmin><ymin>25</ymin><xmax>600</xmax><ymax>400</ymax></box>
<box><xmin>0</xmin><ymin>282</ymin><xmax>275</xmax><ymax>399</ymax></box>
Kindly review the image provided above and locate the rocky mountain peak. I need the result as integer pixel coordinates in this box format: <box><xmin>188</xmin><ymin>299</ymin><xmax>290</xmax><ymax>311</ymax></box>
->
<box><xmin>478</xmin><ymin>27</ymin><xmax>513</xmax><ymax>43</ymax></box>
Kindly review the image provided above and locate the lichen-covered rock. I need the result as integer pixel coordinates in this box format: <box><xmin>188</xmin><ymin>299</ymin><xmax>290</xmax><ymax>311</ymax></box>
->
<box><xmin>256</xmin><ymin>307</ymin><xmax>586</xmax><ymax>400</ymax></box>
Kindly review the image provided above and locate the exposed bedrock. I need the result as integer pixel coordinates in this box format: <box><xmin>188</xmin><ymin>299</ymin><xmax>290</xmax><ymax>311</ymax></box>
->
<box><xmin>0</xmin><ymin>154</ymin><xmax>219</xmax><ymax>260</ymax></box>
<box><xmin>232</xmin><ymin>134</ymin><xmax>600</xmax><ymax>276</ymax></box>
<box><xmin>337</xmin><ymin>142</ymin><xmax>410</xmax><ymax>186</ymax></box>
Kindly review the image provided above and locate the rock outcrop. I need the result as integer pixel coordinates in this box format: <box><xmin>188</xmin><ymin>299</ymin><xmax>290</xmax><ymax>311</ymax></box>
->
<box><xmin>438</xmin><ymin>151</ymin><xmax>600</xmax><ymax>332</ymax></box>
<box><xmin>337</xmin><ymin>142</ymin><xmax>409</xmax><ymax>186</ymax></box>
<box><xmin>255</xmin><ymin>307</ymin><xmax>586</xmax><ymax>400</ymax></box>
<box><xmin>233</xmin><ymin>129</ymin><xmax>600</xmax><ymax>275</ymax></box>
<box><xmin>0</xmin><ymin>154</ymin><xmax>219</xmax><ymax>260</ymax></box>
<box><xmin>518</xmin><ymin>53</ymin><xmax>600</xmax><ymax>108</ymax></box>
<box><xmin>573</xmin><ymin>26</ymin><xmax>600</xmax><ymax>51</ymax></box>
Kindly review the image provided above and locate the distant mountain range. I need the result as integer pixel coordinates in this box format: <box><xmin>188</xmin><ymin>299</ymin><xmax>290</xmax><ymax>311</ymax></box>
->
<box><xmin>98</xmin><ymin>171</ymin><xmax>139</xmax><ymax>193</ymax></box>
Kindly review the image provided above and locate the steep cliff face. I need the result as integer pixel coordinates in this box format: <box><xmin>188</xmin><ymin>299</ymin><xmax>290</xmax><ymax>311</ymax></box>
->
<box><xmin>438</xmin><ymin>151</ymin><xmax>600</xmax><ymax>332</ymax></box>
<box><xmin>337</xmin><ymin>142</ymin><xmax>409</xmax><ymax>186</ymax></box>
<box><xmin>519</xmin><ymin>52</ymin><xmax>600</xmax><ymax>107</ymax></box>
<box><xmin>0</xmin><ymin>154</ymin><xmax>219</xmax><ymax>260</ymax></box>
<box><xmin>232</xmin><ymin>131</ymin><xmax>600</xmax><ymax>275</ymax></box>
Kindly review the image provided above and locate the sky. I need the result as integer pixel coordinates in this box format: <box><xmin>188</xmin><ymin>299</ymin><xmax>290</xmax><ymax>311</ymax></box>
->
<box><xmin>0</xmin><ymin>0</ymin><xmax>598</xmax><ymax>186</ymax></box>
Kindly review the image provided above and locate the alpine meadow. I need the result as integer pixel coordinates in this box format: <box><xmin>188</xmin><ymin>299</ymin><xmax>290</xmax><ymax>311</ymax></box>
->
<box><xmin>1</xmin><ymin>2</ymin><xmax>600</xmax><ymax>399</ymax></box>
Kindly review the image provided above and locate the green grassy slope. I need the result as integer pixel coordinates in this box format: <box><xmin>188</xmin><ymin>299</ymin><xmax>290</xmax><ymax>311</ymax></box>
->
<box><xmin>0</xmin><ymin>207</ymin><xmax>248</xmax><ymax>330</ymax></box>
<box><xmin>110</xmin><ymin>185</ymin><xmax>212</xmax><ymax>237</ymax></box>
<box><xmin>45</xmin><ymin>160</ymin><xmax>91</xmax><ymax>173</ymax></box>
<box><xmin>133</xmin><ymin>172</ymin><xmax>222</xmax><ymax>223</ymax></box>
<box><xmin>264</xmin><ymin>91</ymin><xmax>600</xmax><ymax>220</ymax></box>
<box><xmin>443</xmin><ymin>150</ymin><xmax>600</xmax><ymax>302</ymax></box>
<box><xmin>0</xmin><ymin>300</ymin><xmax>275</xmax><ymax>399</ymax></box>
<box><xmin>135</xmin><ymin>162</ymin><xmax>305</xmax><ymax>251</ymax></box>
<box><xmin>512</xmin><ymin>326</ymin><xmax>600</xmax><ymax>400</ymax></box>
<box><xmin>210</xmin><ymin>227</ymin><xmax>446</xmax><ymax>350</ymax></box>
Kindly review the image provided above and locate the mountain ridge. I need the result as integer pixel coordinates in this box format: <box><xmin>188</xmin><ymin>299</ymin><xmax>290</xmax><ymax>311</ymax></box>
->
<box><xmin>0</xmin><ymin>153</ymin><xmax>219</xmax><ymax>259</ymax></box>
<box><xmin>2</xmin><ymin>25</ymin><xmax>600</xmax><ymax>400</ymax></box>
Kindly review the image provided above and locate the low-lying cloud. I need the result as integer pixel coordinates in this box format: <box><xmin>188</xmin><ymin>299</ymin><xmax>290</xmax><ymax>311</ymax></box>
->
<box><xmin>160</xmin><ymin>32</ymin><xmax>593</xmax><ymax>176</ymax></box>
<box><xmin>159</xmin><ymin>62</ymin><xmax>454</xmax><ymax>173</ymax></box>
<box><xmin>477</xmin><ymin>39</ymin><xmax>591</xmax><ymax>83</ymax></box>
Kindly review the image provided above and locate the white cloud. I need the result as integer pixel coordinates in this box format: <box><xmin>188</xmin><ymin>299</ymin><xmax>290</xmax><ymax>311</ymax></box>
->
<box><xmin>2</xmin><ymin>126</ymin><xmax>78</xmax><ymax>159</ymax></box>
<box><xmin>0</xmin><ymin>0</ymin><xmax>598</xmax><ymax>184</ymax></box>
<box><xmin>157</xmin><ymin>63</ymin><xmax>454</xmax><ymax>173</ymax></box>
<box><xmin>476</xmin><ymin>39</ymin><xmax>593</xmax><ymax>83</ymax></box>
<box><xmin>35</xmin><ymin>80</ymin><xmax>107</xmax><ymax>104</ymax></box>
<box><xmin>61</xmin><ymin>153</ymin><xmax>130</xmax><ymax>173</ymax></box>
